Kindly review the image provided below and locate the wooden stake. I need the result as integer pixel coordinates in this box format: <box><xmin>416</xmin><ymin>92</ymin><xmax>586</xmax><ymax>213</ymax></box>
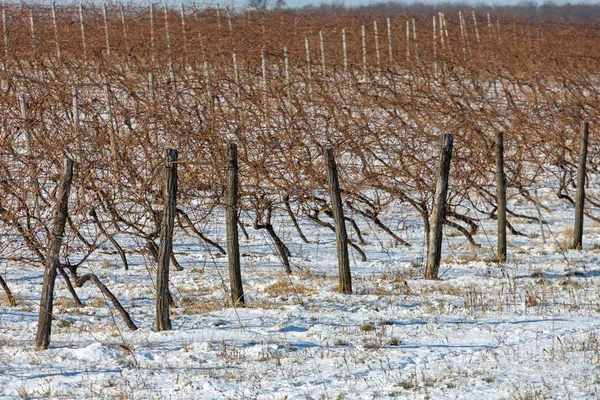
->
<box><xmin>387</xmin><ymin>17</ymin><xmax>393</xmax><ymax>66</ymax></box>
<box><xmin>261</xmin><ymin>47</ymin><xmax>269</xmax><ymax>128</ymax></box>
<box><xmin>412</xmin><ymin>18</ymin><xmax>419</xmax><ymax>62</ymax></box>
<box><xmin>29</xmin><ymin>9</ymin><xmax>36</xmax><ymax>53</ymax></box>
<box><xmin>232</xmin><ymin>53</ymin><xmax>242</xmax><ymax>103</ymax></box>
<box><xmin>319</xmin><ymin>30</ymin><xmax>326</xmax><ymax>73</ymax></box>
<box><xmin>148</xmin><ymin>71</ymin><xmax>156</xmax><ymax>101</ymax></box>
<box><xmin>2</xmin><ymin>9</ymin><xmax>7</xmax><ymax>65</ymax></box>
<box><xmin>305</xmin><ymin>37</ymin><xmax>312</xmax><ymax>81</ymax></box>
<box><xmin>573</xmin><ymin>121</ymin><xmax>590</xmax><ymax>250</ymax></box>
<box><xmin>156</xmin><ymin>149</ymin><xmax>178</xmax><ymax>332</ymax></box>
<box><xmin>226</xmin><ymin>143</ymin><xmax>245</xmax><ymax>306</ymax></box>
<box><xmin>361</xmin><ymin>25</ymin><xmax>367</xmax><ymax>74</ymax></box>
<box><xmin>495</xmin><ymin>132</ymin><xmax>507</xmax><ymax>262</ymax></box>
<box><xmin>72</xmin><ymin>89</ymin><xmax>82</xmax><ymax>163</ymax></box>
<box><xmin>406</xmin><ymin>20</ymin><xmax>410</xmax><ymax>63</ymax></box>
<box><xmin>120</xmin><ymin>4</ymin><xmax>130</xmax><ymax>65</ymax></box>
<box><xmin>51</xmin><ymin>2</ymin><xmax>62</xmax><ymax>63</ymax></box>
<box><xmin>472</xmin><ymin>11</ymin><xmax>481</xmax><ymax>45</ymax></box>
<box><xmin>103</xmin><ymin>4</ymin><xmax>111</xmax><ymax>57</ymax></box>
<box><xmin>342</xmin><ymin>29</ymin><xmax>349</xmax><ymax>81</ymax></box>
<box><xmin>204</xmin><ymin>60</ymin><xmax>213</xmax><ymax>109</ymax></box>
<box><xmin>438</xmin><ymin>13</ymin><xmax>445</xmax><ymax>49</ymax></box>
<box><xmin>374</xmin><ymin>20</ymin><xmax>381</xmax><ymax>72</ymax></box>
<box><xmin>150</xmin><ymin>3</ymin><xmax>156</xmax><ymax>65</ymax></box>
<box><xmin>425</xmin><ymin>134</ymin><xmax>453</xmax><ymax>280</ymax></box>
<box><xmin>78</xmin><ymin>4</ymin><xmax>87</xmax><ymax>63</ymax></box>
<box><xmin>324</xmin><ymin>147</ymin><xmax>352</xmax><ymax>294</ymax></box>
<box><xmin>180</xmin><ymin>3</ymin><xmax>188</xmax><ymax>67</ymax></box>
<box><xmin>164</xmin><ymin>2</ymin><xmax>173</xmax><ymax>65</ymax></box>
<box><xmin>433</xmin><ymin>16</ymin><xmax>438</xmax><ymax>77</ymax></box>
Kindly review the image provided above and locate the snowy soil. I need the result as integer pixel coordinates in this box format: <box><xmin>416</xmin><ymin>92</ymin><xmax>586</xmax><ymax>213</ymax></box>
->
<box><xmin>1</xmin><ymin>198</ymin><xmax>600</xmax><ymax>399</ymax></box>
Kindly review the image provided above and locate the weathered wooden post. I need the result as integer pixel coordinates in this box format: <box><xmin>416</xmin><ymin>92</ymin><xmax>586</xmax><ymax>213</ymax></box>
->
<box><xmin>156</xmin><ymin>149</ymin><xmax>178</xmax><ymax>332</ymax></box>
<box><xmin>319</xmin><ymin>30</ymin><xmax>326</xmax><ymax>73</ymax></box>
<box><xmin>78</xmin><ymin>4</ymin><xmax>87</xmax><ymax>63</ymax></box>
<box><xmin>226</xmin><ymin>144</ymin><xmax>245</xmax><ymax>306</ymax></box>
<box><xmin>102</xmin><ymin>4</ymin><xmax>111</xmax><ymax>57</ymax></box>
<box><xmin>2</xmin><ymin>9</ymin><xmax>9</xmax><ymax>65</ymax></box>
<box><xmin>36</xmin><ymin>158</ymin><xmax>74</xmax><ymax>350</ymax></box>
<box><xmin>51</xmin><ymin>2</ymin><xmax>62</xmax><ymax>63</ymax></box>
<box><xmin>496</xmin><ymin>132</ymin><xmax>507</xmax><ymax>262</ymax></box>
<box><xmin>361</xmin><ymin>25</ymin><xmax>367</xmax><ymax>74</ymax></box>
<box><xmin>325</xmin><ymin>147</ymin><xmax>352</xmax><ymax>294</ymax></box>
<box><xmin>573</xmin><ymin>121</ymin><xmax>589</xmax><ymax>250</ymax></box>
<box><xmin>425</xmin><ymin>134</ymin><xmax>453</xmax><ymax>280</ymax></box>
<box><xmin>342</xmin><ymin>29</ymin><xmax>349</xmax><ymax>81</ymax></box>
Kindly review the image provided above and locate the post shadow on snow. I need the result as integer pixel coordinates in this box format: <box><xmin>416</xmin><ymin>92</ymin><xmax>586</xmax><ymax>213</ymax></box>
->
<box><xmin>398</xmin><ymin>343</ymin><xmax>496</xmax><ymax>351</ymax></box>
<box><xmin>19</xmin><ymin>368</ymin><xmax>123</xmax><ymax>381</ymax></box>
<box><xmin>390</xmin><ymin>317</ymin><xmax>568</xmax><ymax>327</ymax></box>
<box><xmin>514</xmin><ymin>269</ymin><xmax>600</xmax><ymax>280</ymax></box>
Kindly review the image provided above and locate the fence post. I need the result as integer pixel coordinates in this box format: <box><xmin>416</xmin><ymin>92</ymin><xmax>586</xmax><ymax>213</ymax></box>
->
<box><xmin>496</xmin><ymin>132</ymin><xmax>507</xmax><ymax>262</ymax></box>
<box><xmin>325</xmin><ymin>147</ymin><xmax>352</xmax><ymax>294</ymax></box>
<box><xmin>573</xmin><ymin>121</ymin><xmax>589</xmax><ymax>250</ymax></box>
<box><xmin>425</xmin><ymin>134</ymin><xmax>453</xmax><ymax>280</ymax></box>
<box><xmin>36</xmin><ymin>158</ymin><xmax>74</xmax><ymax>350</ymax></box>
<box><xmin>226</xmin><ymin>143</ymin><xmax>245</xmax><ymax>306</ymax></box>
<box><xmin>156</xmin><ymin>149</ymin><xmax>177</xmax><ymax>332</ymax></box>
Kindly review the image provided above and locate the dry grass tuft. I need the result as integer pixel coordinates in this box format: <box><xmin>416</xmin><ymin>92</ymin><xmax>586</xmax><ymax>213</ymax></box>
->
<box><xmin>263</xmin><ymin>280</ymin><xmax>316</xmax><ymax>297</ymax></box>
<box><xmin>180</xmin><ymin>297</ymin><xmax>223</xmax><ymax>314</ymax></box>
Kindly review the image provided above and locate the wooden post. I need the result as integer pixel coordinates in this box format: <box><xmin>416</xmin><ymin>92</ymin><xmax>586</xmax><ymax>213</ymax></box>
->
<box><xmin>29</xmin><ymin>9</ymin><xmax>36</xmax><ymax>53</ymax></box>
<box><xmin>164</xmin><ymin>2</ymin><xmax>173</xmax><ymax>65</ymax></box>
<box><xmin>472</xmin><ymin>11</ymin><xmax>481</xmax><ymax>45</ymax></box>
<box><xmin>305</xmin><ymin>37</ymin><xmax>312</xmax><ymax>81</ymax></box>
<box><xmin>284</xmin><ymin>46</ymin><xmax>291</xmax><ymax>87</ymax></box>
<box><xmin>51</xmin><ymin>2</ymin><xmax>62</xmax><ymax>63</ymax></box>
<box><xmin>180</xmin><ymin>3</ymin><xmax>188</xmax><ymax>66</ymax></box>
<box><xmin>232</xmin><ymin>53</ymin><xmax>242</xmax><ymax>103</ymax></box>
<box><xmin>412</xmin><ymin>18</ymin><xmax>419</xmax><ymax>62</ymax></box>
<box><xmin>319</xmin><ymin>30</ymin><xmax>326</xmax><ymax>74</ymax></box>
<box><xmin>204</xmin><ymin>60</ymin><xmax>213</xmax><ymax>109</ymax></box>
<box><xmin>387</xmin><ymin>17</ymin><xmax>393</xmax><ymax>66</ymax></box>
<box><xmin>374</xmin><ymin>20</ymin><xmax>381</xmax><ymax>72</ymax></box>
<box><xmin>72</xmin><ymin>89</ymin><xmax>82</xmax><ymax>163</ymax></box>
<box><xmin>342</xmin><ymin>29</ymin><xmax>349</xmax><ymax>81</ymax></box>
<box><xmin>425</xmin><ymin>134</ymin><xmax>453</xmax><ymax>280</ymax></box>
<box><xmin>36</xmin><ymin>158</ymin><xmax>74</xmax><ymax>350</ymax></box>
<box><xmin>120</xmin><ymin>4</ymin><xmax>130</xmax><ymax>65</ymax></box>
<box><xmin>495</xmin><ymin>132</ymin><xmax>507</xmax><ymax>262</ymax></box>
<box><xmin>361</xmin><ymin>25</ymin><xmax>367</xmax><ymax>74</ymax></box>
<box><xmin>150</xmin><ymin>3</ymin><xmax>156</xmax><ymax>65</ymax></box>
<box><xmin>432</xmin><ymin>16</ymin><xmax>438</xmax><ymax>77</ymax></box>
<box><xmin>2</xmin><ymin>9</ymin><xmax>8</xmax><ymax>65</ymax></box>
<box><xmin>406</xmin><ymin>20</ymin><xmax>410</xmax><ymax>63</ymax></box>
<box><xmin>102</xmin><ymin>4</ymin><xmax>111</xmax><ymax>57</ymax></box>
<box><xmin>156</xmin><ymin>149</ymin><xmax>178</xmax><ymax>332</ymax></box>
<box><xmin>78</xmin><ymin>4</ymin><xmax>88</xmax><ymax>63</ymax></box>
<box><xmin>169</xmin><ymin>63</ymin><xmax>177</xmax><ymax>95</ymax></box>
<box><xmin>324</xmin><ymin>147</ymin><xmax>352</xmax><ymax>294</ymax></box>
<box><xmin>573</xmin><ymin>121</ymin><xmax>589</xmax><ymax>250</ymax></box>
<box><xmin>226</xmin><ymin>144</ymin><xmax>244</xmax><ymax>306</ymax></box>
<box><xmin>148</xmin><ymin>72</ymin><xmax>156</xmax><ymax>101</ymax></box>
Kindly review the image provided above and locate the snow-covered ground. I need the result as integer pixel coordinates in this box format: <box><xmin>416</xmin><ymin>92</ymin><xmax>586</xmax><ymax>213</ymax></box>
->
<box><xmin>1</xmin><ymin>195</ymin><xmax>600</xmax><ymax>399</ymax></box>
